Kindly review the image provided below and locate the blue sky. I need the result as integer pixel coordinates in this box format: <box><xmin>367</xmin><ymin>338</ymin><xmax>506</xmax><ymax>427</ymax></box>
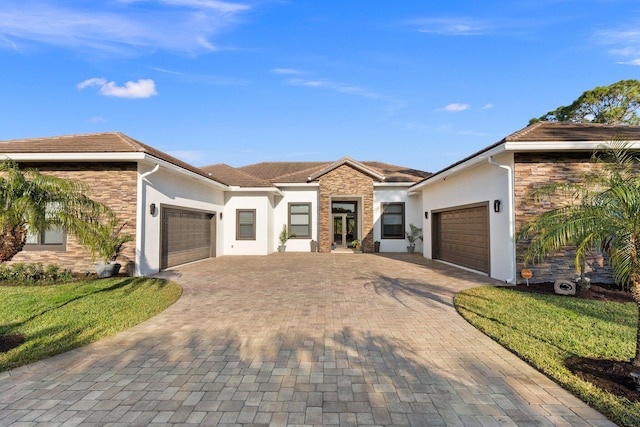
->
<box><xmin>1</xmin><ymin>1</ymin><xmax>639</xmax><ymax>173</ymax></box>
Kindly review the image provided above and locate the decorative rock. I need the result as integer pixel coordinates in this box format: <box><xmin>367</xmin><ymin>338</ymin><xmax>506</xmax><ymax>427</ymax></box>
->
<box><xmin>554</xmin><ymin>279</ymin><xmax>576</xmax><ymax>295</ymax></box>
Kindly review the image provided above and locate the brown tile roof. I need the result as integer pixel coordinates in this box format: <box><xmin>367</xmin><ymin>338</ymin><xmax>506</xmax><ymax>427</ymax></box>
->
<box><xmin>236</xmin><ymin>160</ymin><xmax>430</xmax><ymax>184</ymax></box>
<box><xmin>505</xmin><ymin>121</ymin><xmax>640</xmax><ymax>142</ymax></box>
<box><xmin>411</xmin><ymin>121</ymin><xmax>640</xmax><ymax>188</ymax></box>
<box><xmin>199</xmin><ymin>164</ymin><xmax>272</xmax><ymax>187</ymax></box>
<box><xmin>0</xmin><ymin>132</ymin><xmax>226</xmax><ymax>186</ymax></box>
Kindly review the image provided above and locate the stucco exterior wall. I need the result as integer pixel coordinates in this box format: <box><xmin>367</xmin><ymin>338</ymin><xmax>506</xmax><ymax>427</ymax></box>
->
<box><xmin>274</xmin><ymin>187</ymin><xmax>319</xmax><ymax>252</ymax></box>
<box><xmin>420</xmin><ymin>152</ymin><xmax>514</xmax><ymax>282</ymax></box>
<box><xmin>514</xmin><ymin>152</ymin><xmax>614</xmax><ymax>284</ymax></box>
<box><xmin>318</xmin><ymin>165</ymin><xmax>375</xmax><ymax>252</ymax></box>
<box><xmin>223</xmin><ymin>192</ymin><xmax>272</xmax><ymax>255</ymax></box>
<box><xmin>373</xmin><ymin>187</ymin><xmax>423</xmax><ymax>253</ymax></box>
<box><xmin>137</xmin><ymin>163</ymin><xmax>225</xmax><ymax>276</ymax></box>
<box><xmin>10</xmin><ymin>162</ymin><xmax>137</xmax><ymax>274</ymax></box>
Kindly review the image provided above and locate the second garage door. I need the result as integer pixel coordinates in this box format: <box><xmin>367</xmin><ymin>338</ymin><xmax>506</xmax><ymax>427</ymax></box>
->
<box><xmin>433</xmin><ymin>203</ymin><xmax>489</xmax><ymax>274</ymax></box>
<box><xmin>161</xmin><ymin>207</ymin><xmax>216</xmax><ymax>269</ymax></box>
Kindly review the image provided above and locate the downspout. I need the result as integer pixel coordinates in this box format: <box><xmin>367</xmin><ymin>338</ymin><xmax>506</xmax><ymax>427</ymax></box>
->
<box><xmin>488</xmin><ymin>156</ymin><xmax>516</xmax><ymax>284</ymax></box>
<box><xmin>136</xmin><ymin>164</ymin><xmax>160</xmax><ymax>276</ymax></box>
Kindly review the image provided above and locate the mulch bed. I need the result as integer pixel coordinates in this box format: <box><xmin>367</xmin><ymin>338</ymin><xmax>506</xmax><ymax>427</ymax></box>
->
<box><xmin>513</xmin><ymin>282</ymin><xmax>639</xmax><ymax>401</ymax></box>
<box><xmin>0</xmin><ymin>334</ymin><xmax>25</xmax><ymax>353</ymax></box>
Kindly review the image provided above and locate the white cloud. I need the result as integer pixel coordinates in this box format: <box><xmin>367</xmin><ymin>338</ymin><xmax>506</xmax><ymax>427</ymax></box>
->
<box><xmin>77</xmin><ymin>77</ymin><xmax>107</xmax><ymax>90</ymax></box>
<box><xmin>616</xmin><ymin>59</ymin><xmax>640</xmax><ymax>66</ymax></box>
<box><xmin>441</xmin><ymin>103</ymin><xmax>470</xmax><ymax>112</ymax></box>
<box><xmin>287</xmin><ymin>78</ymin><xmax>382</xmax><ymax>100</ymax></box>
<box><xmin>409</xmin><ymin>17</ymin><xmax>490</xmax><ymax>36</ymax></box>
<box><xmin>271</xmin><ymin>68</ymin><xmax>303</xmax><ymax>75</ymax></box>
<box><xmin>482</xmin><ymin>103</ymin><xmax>494</xmax><ymax>109</ymax></box>
<box><xmin>78</xmin><ymin>78</ymin><xmax>158</xmax><ymax>98</ymax></box>
<box><xmin>0</xmin><ymin>1</ymin><xmax>251</xmax><ymax>55</ymax></box>
<box><xmin>595</xmin><ymin>28</ymin><xmax>640</xmax><ymax>62</ymax></box>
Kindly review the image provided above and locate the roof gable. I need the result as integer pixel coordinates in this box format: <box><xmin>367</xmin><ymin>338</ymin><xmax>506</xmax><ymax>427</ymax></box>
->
<box><xmin>307</xmin><ymin>157</ymin><xmax>385</xmax><ymax>182</ymax></box>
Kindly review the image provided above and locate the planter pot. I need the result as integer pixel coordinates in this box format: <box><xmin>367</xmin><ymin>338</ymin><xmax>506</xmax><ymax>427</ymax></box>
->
<box><xmin>407</xmin><ymin>246</ymin><xmax>415</xmax><ymax>253</ymax></box>
<box><xmin>278</xmin><ymin>245</ymin><xmax>286</xmax><ymax>253</ymax></box>
<box><xmin>95</xmin><ymin>262</ymin><xmax>121</xmax><ymax>278</ymax></box>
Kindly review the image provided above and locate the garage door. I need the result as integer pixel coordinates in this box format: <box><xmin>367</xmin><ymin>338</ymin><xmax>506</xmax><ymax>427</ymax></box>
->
<box><xmin>161</xmin><ymin>207</ymin><xmax>216</xmax><ymax>269</ymax></box>
<box><xmin>433</xmin><ymin>203</ymin><xmax>489</xmax><ymax>273</ymax></box>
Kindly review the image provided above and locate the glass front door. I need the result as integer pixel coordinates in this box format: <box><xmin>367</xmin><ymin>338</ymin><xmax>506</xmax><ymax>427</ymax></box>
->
<box><xmin>332</xmin><ymin>214</ymin><xmax>357</xmax><ymax>247</ymax></box>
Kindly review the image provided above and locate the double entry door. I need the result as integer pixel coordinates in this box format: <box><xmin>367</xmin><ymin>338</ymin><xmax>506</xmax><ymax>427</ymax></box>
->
<box><xmin>332</xmin><ymin>214</ymin><xmax>356</xmax><ymax>247</ymax></box>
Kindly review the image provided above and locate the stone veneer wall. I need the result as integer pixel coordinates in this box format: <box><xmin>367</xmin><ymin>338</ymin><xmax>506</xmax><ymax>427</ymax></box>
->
<box><xmin>514</xmin><ymin>152</ymin><xmax>614</xmax><ymax>284</ymax></box>
<box><xmin>318</xmin><ymin>165</ymin><xmax>375</xmax><ymax>253</ymax></box>
<box><xmin>9</xmin><ymin>162</ymin><xmax>137</xmax><ymax>275</ymax></box>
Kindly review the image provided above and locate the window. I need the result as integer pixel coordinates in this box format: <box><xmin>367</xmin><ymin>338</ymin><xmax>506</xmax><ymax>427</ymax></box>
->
<box><xmin>381</xmin><ymin>203</ymin><xmax>405</xmax><ymax>239</ymax></box>
<box><xmin>236</xmin><ymin>209</ymin><xmax>256</xmax><ymax>240</ymax></box>
<box><xmin>24</xmin><ymin>226</ymin><xmax>66</xmax><ymax>251</ymax></box>
<box><xmin>289</xmin><ymin>203</ymin><xmax>311</xmax><ymax>238</ymax></box>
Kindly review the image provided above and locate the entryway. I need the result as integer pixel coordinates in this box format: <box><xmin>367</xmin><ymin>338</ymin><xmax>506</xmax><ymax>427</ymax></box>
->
<box><xmin>331</xmin><ymin>200</ymin><xmax>358</xmax><ymax>249</ymax></box>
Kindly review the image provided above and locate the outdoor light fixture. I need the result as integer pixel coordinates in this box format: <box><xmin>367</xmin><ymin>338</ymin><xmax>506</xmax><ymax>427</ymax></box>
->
<box><xmin>219</xmin><ymin>212</ymin><xmax>223</xmax><ymax>220</ymax></box>
<box><xmin>149</xmin><ymin>203</ymin><xmax>156</xmax><ymax>216</ymax></box>
<box><xmin>493</xmin><ymin>200</ymin><xmax>501</xmax><ymax>213</ymax></box>
<box><xmin>424</xmin><ymin>211</ymin><xmax>429</xmax><ymax>219</ymax></box>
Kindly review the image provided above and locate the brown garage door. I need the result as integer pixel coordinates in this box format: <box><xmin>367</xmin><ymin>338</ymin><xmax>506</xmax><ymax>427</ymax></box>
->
<box><xmin>433</xmin><ymin>203</ymin><xmax>489</xmax><ymax>273</ymax></box>
<box><xmin>161</xmin><ymin>207</ymin><xmax>216</xmax><ymax>269</ymax></box>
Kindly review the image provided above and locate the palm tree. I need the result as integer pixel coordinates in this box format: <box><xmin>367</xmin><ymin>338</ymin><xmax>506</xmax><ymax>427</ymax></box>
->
<box><xmin>0</xmin><ymin>159</ymin><xmax>111</xmax><ymax>262</ymax></box>
<box><xmin>518</xmin><ymin>139</ymin><xmax>640</xmax><ymax>366</ymax></box>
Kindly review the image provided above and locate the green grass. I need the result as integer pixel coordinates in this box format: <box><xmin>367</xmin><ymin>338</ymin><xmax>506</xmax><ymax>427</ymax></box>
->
<box><xmin>0</xmin><ymin>277</ymin><xmax>182</xmax><ymax>371</ymax></box>
<box><xmin>455</xmin><ymin>286</ymin><xmax>640</xmax><ymax>426</ymax></box>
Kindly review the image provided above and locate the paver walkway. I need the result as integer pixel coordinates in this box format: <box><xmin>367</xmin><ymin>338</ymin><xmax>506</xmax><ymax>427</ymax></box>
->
<box><xmin>0</xmin><ymin>253</ymin><xmax>616</xmax><ymax>426</ymax></box>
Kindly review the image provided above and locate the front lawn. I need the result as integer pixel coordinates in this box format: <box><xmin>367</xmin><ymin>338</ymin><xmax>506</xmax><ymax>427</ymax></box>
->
<box><xmin>455</xmin><ymin>286</ymin><xmax>640</xmax><ymax>427</ymax></box>
<box><xmin>0</xmin><ymin>277</ymin><xmax>181</xmax><ymax>371</ymax></box>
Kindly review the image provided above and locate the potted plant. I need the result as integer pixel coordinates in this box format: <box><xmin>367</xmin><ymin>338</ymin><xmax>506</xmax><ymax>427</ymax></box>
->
<box><xmin>81</xmin><ymin>217</ymin><xmax>134</xmax><ymax>277</ymax></box>
<box><xmin>278</xmin><ymin>224</ymin><xmax>296</xmax><ymax>252</ymax></box>
<box><xmin>406</xmin><ymin>223</ymin><xmax>423</xmax><ymax>253</ymax></box>
<box><xmin>351</xmin><ymin>239</ymin><xmax>362</xmax><ymax>252</ymax></box>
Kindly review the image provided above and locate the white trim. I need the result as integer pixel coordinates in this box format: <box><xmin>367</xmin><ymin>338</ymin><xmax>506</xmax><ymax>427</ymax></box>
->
<box><xmin>373</xmin><ymin>182</ymin><xmax>415</xmax><ymax>187</ymax></box>
<box><xmin>411</xmin><ymin>145</ymin><xmax>506</xmax><ymax>191</ymax></box>
<box><xmin>229</xmin><ymin>186</ymin><xmax>284</xmax><ymax>196</ymax></box>
<box><xmin>6</xmin><ymin>152</ymin><xmax>230</xmax><ymax>191</ymax></box>
<box><xmin>274</xmin><ymin>182</ymin><xmax>320</xmax><ymax>187</ymax></box>
<box><xmin>504</xmin><ymin>140</ymin><xmax>640</xmax><ymax>151</ymax></box>
<box><xmin>3</xmin><ymin>152</ymin><xmax>146</xmax><ymax>161</ymax></box>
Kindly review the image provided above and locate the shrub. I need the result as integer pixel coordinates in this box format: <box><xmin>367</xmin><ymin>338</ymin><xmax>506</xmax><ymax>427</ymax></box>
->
<box><xmin>0</xmin><ymin>263</ymin><xmax>74</xmax><ymax>286</ymax></box>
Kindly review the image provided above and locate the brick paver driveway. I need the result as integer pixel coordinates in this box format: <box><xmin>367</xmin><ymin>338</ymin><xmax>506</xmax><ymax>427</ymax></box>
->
<box><xmin>0</xmin><ymin>254</ymin><xmax>614</xmax><ymax>426</ymax></box>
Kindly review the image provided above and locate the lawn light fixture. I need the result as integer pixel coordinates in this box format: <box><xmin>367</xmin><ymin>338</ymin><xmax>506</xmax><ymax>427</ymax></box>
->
<box><xmin>493</xmin><ymin>199</ymin><xmax>501</xmax><ymax>213</ymax></box>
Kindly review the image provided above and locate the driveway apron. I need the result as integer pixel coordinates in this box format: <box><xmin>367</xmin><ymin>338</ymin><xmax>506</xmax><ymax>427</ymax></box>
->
<box><xmin>0</xmin><ymin>254</ymin><xmax>615</xmax><ymax>426</ymax></box>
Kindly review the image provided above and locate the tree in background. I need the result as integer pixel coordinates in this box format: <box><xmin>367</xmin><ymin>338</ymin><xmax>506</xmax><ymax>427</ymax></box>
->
<box><xmin>518</xmin><ymin>140</ymin><xmax>640</xmax><ymax>366</ymax></box>
<box><xmin>0</xmin><ymin>159</ymin><xmax>111</xmax><ymax>262</ymax></box>
<box><xmin>530</xmin><ymin>79</ymin><xmax>640</xmax><ymax>125</ymax></box>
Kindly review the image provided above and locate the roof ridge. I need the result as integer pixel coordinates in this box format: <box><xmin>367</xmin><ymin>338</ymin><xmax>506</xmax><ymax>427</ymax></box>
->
<box><xmin>504</xmin><ymin>121</ymin><xmax>545</xmax><ymax>141</ymax></box>
<box><xmin>113</xmin><ymin>132</ymin><xmax>147</xmax><ymax>152</ymax></box>
<box><xmin>270</xmin><ymin>163</ymin><xmax>329</xmax><ymax>182</ymax></box>
<box><xmin>201</xmin><ymin>163</ymin><xmax>272</xmax><ymax>187</ymax></box>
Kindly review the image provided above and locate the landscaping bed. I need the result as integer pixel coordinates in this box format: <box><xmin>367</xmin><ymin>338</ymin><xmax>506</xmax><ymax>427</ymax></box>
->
<box><xmin>455</xmin><ymin>285</ymin><xmax>640</xmax><ymax>426</ymax></box>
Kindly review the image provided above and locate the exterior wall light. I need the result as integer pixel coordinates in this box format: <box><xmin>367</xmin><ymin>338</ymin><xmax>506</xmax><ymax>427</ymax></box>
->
<box><xmin>424</xmin><ymin>211</ymin><xmax>429</xmax><ymax>219</ymax></box>
<box><xmin>493</xmin><ymin>200</ymin><xmax>501</xmax><ymax>213</ymax></box>
<box><xmin>149</xmin><ymin>203</ymin><xmax>156</xmax><ymax>216</ymax></box>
